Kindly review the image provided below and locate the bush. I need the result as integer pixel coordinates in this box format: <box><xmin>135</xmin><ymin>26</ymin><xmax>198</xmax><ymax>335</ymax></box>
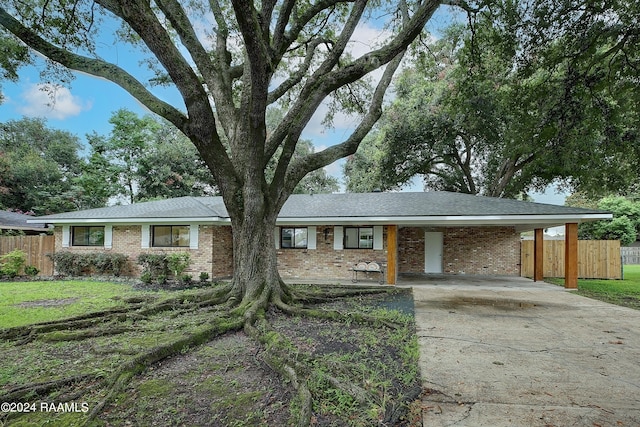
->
<box><xmin>167</xmin><ymin>252</ymin><xmax>190</xmax><ymax>277</ymax></box>
<box><xmin>0</xmin><ymin>249</ymin><xmax>26</xmax><ymax>278</ymax></box>
<box><xmin>24</xmin><ymin>265</ymin><xmax>39</xmax><ymax>277</ymax></box>
<box><xmin>137</xmin><ymin>253</ymin><xmax>169</xmax><ymax>279</ymax></box>
<box><xmin>199</xmin><ymin>272</ymin><xmax>210</xmax><ymax>283</ymax></box>
<box><xmin>49</xmin><ymin>252</ymin><xmax>129</xmax><ymax>277</ymax></box>
<box><xmin>93</xmin><ymin>253</ymin><xmax>129</xmax><ymax>276</ymax></box>
<box><xmin>137</xmin><ymin>252</ymin><xmax>192</xmax><ymax>285</ymax></box>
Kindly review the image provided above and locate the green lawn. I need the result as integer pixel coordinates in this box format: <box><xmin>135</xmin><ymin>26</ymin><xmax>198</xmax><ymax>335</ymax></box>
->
<box><xmin>0</xmin><ymin>280</ymin><xmax>152</xmax><ymax>328</ymax></box>
<box><xmin>548</xmin><ymin>265</ymin><xmax>640</xmax><ymax>309</ymax></box>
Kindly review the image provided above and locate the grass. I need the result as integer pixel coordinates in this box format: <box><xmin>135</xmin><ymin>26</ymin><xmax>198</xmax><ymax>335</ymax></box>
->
<box><xmin>0</xmin><ymin>281</ymin><xmax>422</xmax><ymax>426</ymax></box>
<box><xmin>547</xmin><ymin>264</ymin><xmax>640</xmax><ymax>309</ymax></box>
<box><xmin>0</xmin><ymin>280</ymin><xmax>154</xmax><ymax>328</ymax></box>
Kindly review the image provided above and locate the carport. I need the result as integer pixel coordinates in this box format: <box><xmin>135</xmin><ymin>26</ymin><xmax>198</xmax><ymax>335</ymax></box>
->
<box><xmin>412</xmin><ymin>276</ymin><xmax>640</xmax><ymax>426</ymax></box>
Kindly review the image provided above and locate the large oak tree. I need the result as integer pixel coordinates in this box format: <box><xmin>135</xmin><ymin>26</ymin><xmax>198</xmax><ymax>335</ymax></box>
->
<box><xmin>1</xmin><ymin>2</ymin><xmax>442</xmax><ymax>422</ymax></box>
<box><xmin>0</xmin><ymin>0</ymin><xmax>440</xmax><ymax>306</ymax></box>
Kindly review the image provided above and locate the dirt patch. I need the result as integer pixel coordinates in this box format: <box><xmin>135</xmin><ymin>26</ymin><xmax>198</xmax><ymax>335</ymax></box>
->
<box><xmin>101</xmin><ymin>331</ymin><xmax>292</xmax><ymax>426</ymax></box>
<box><xmin>14</xmin><ymin>298</ymin><xmax>79</xmax><ymax>308</ymax></box>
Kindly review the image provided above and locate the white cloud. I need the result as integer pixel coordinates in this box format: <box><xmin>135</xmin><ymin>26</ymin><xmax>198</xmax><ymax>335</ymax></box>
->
<box><xmin>18</xmin><ymin>83</ymin><xmax>91</xmax><ymax>120</ymax></box>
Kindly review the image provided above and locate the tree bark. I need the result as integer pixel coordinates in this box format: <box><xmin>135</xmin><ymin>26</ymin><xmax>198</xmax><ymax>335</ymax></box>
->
<box><xmin>226</xmin><ymin>184</ymin><xmax>287</xmax><ymax>309</ymax></box>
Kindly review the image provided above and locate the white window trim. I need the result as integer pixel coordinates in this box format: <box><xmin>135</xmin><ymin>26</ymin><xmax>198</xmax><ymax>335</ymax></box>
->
<box><xmin>189</xmin><ymin>224</ymin><xmax>199</xmax><ymax>249</ymax></box>
<box><xmin>104</xmin><ymin>225</ymin><xmax>113</xmax><ymax>249</ymax></box>
<box><xmin>62</xmin><ymin>225</ymin><xmax>70</xmax><ymax>248</ymax></box>
<box><xmin>334</xmin><ymin>226</ymin><xmax>343</xmax><ymax>250</ymax></box>
<box><xmin>373</xmin><ymin>226</ymin><xmax>383</xmax><ymax>250</ymax></box>
<box><xmin>307</xmin><ymin>226</ymin><xmax>316</xmax><ymax>250</ymax></box>
<box><xmin>141</xmin><ymin>224</ymin><xmax>150</xmax><ymax>249</ymax></box>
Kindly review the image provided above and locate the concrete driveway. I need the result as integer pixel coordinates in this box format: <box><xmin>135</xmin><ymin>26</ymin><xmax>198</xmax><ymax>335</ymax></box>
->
<box><xmin>410</xmin><ymin>276</ymin><xmax>640</xmax><ymax>427</ymax></box>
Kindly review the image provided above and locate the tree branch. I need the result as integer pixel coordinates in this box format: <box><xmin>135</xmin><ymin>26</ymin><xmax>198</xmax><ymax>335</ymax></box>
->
<box><xmin>155</xmin><ymin>0</ymin><xmax>237</xmax><ymax>135</ymax></box>
<box><xmin>0</xmin><ymin>5</ymin><xmax>186</xmax><ymax>129</ymax></box>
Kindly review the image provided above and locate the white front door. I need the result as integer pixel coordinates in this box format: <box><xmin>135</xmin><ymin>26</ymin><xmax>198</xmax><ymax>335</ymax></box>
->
<box><xmin>424</xmin><ymin>231</ymin><xmax>443</xmax><ymax>273</ymax></box>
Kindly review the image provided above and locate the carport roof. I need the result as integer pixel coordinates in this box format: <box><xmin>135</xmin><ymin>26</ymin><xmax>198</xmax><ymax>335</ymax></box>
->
<box><xmin>29</xmin><ymin>191</ymin><xmax>610</xmax><ymax>231</ymax></box>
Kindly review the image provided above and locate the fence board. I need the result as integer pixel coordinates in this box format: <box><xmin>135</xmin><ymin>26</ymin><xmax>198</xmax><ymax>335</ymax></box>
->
<box><xmin>0</xmin><ymin>235</ymin><xmax>55</xmax><ymax>276</ymax></box>
<box><xmin>621</xmin><ymin>247</ymin><xmax>640</xmax><ymax>265</ymax></box>
<box><xmin>521</xmin><ymin>240</ymin><xmax>621</xmax><ymax>279</ymax></box>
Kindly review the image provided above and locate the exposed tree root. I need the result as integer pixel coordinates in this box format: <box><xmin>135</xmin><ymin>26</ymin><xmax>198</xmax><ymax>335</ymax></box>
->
<box><xmin>84</xmin><ymin>314</ymin><xmax>245</xmax><ymax>425</ymax></box>
<box><xmin>1</xmin><ymin>283</ymin><xmax>418</xmax><ymax>426</ymax></box>
<box><xmin>275</xmin><ymin>298</ymin><xmax>403</xmax><ymax>329</ymax></box>
<box><xmin>245</xmin><ymin>315</ymin><xmax>313</xmax><ymax>427</ymax></box>
<box><xmin>0</xmin><ymin>374</ymin><xmax>95</xmax><ymax>402</ymax></box>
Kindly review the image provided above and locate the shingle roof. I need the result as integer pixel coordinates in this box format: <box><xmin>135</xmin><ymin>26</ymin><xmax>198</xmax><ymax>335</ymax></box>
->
<box><xmin>0</xmin><ymin>210</ymin><xmax>46</xmax><ymax>230</ymax></box>
<box><xmin>30</xmin><ymin>192</ymin><xmax>606</xmax><ymax>223</ymax></box>
<box><xmin>279</xmin><ymin>192</ymin><xmax>602</xmax><ymax>218</ymax></box>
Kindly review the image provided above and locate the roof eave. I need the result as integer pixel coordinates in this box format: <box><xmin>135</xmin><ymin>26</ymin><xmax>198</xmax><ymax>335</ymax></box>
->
<box><xmin>276</xmin><ymin>213</ymin><xmax>612</xmax><ymax>226</ymax></box>
<box><xmin>27</xmin><ymin>217</ymin><xmax>231</xmax><ymax>225</ymax></box>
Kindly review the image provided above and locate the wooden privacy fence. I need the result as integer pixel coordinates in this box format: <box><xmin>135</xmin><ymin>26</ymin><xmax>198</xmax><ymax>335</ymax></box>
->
<box><xmin>0</xmin><ymin>235</ymin><xmax>55</xmax><ymax>276</ymax></box>
<box><xmin>521</xmin><ymin>240</ymin><xmax>621</xmax><ymax>279</ymax></box>
<box><xmin>621</xmin><ymin>247</ymin><xmax>640</xmax><ymax>265</ymax></box>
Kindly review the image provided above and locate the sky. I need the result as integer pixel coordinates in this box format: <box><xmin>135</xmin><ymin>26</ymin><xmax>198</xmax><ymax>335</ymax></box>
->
<box><xmin>0</xmin><ymin>3</ymin><xmax>567</xmax><ymax>206</ymax></box>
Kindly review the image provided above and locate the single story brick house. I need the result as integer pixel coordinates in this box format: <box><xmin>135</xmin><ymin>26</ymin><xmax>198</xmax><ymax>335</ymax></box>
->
<box><xmin>29</xmin><ymin>192</ymin><xmax>610</xmax><ymax>286</ymax></box>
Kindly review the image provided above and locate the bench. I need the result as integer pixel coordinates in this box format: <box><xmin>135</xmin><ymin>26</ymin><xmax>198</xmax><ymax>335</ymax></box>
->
<box><xmin>349</xmin><ymin>261</ymin><xmax>385</xmax><ymax>284</ymax></box>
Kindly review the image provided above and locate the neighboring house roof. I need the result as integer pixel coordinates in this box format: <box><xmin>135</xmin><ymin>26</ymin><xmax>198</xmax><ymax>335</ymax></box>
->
<box><xmin>28</xmin><ymin>192</ymin><xmax>611</xmax><ymax>232</ymax></box>
<box><xmin>0</xmin><ymin>210</ymin><xmax>48</xmax><ymax>233</ymax></box>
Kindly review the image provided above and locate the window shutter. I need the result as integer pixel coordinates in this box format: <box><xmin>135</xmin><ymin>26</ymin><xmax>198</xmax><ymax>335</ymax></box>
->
<box><xmin>141</xmin><ymin>225</ymin><xmax>150</xmax><ymax>249</ymax></box>
<box><xmin>189</xmin><ymin>225</ymin><xmax>199</xmax><ymax>249</ymax></box>
<box><xmin>373</xmin><ymin>226</ymin><xmax>383</xmax><ymax>250</ymax></box>
<box><xmin>62</xmin><ymin>225</ymin><xmax>70</xmax><ymax>248</ymax></box>
<box><xmin>274</xmin><ymin>227</ymin><xmax>280</xmax><ymax>249</ymax></box>
<box><xmin>104</xmin><ymin>225</ymin><xmax>113</xmax><ymax>249</ymax></box>
<box><xmin>307</xmin><ymin>226</ymin><xmax>316</xmax><ymax>250</ymax></box>
<box><xmin>333</xmin><ymin>226</ymin><xmax>343</xmax><ymax>250</ymax></box>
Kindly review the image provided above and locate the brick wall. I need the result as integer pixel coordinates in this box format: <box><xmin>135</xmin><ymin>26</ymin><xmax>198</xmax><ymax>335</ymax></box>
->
<box><xmin>276</xmin><ymin>225</ymin><xmax>388</xmax><ymax>280</ymax></box>
<box><xmin>211</xmin><ymin>226</ymin><xmax>233</xmax><ymax>278</ymax></box>
<box><xmin>398</xmin><ymin>226</ymin><xmax>521</xmax><ymax>275</ymax></box>
<box><xmin>53</xmin><ymin>225</ymin><xmax>218</xmax><ymax>277</ymax></box>
<box><xmin>53</xmin><ymin>224</ymin><xmax>520</xmax><ymax>279</ymax></box>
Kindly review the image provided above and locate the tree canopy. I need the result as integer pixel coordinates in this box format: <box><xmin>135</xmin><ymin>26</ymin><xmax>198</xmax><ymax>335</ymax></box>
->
<box><xmin>344</xmin><ymin>3</ymin><xmax>640</xmax><ymax>197</ymax></box>
<box><xmin>0</xmin><ymin>117</ymin><xmax>88</xmax><ymax>214</ymax></box>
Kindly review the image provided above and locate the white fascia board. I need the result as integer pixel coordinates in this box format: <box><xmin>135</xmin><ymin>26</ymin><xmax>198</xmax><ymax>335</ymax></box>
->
<box><xmin>275</xmin><ymin>213</ymin><xmax>612</xmax><ymax>226</ymax></box>
<box><xmin>27</xmin><ymin>217</ymin><xmax>230</xmax><ymax>225</ymax></box>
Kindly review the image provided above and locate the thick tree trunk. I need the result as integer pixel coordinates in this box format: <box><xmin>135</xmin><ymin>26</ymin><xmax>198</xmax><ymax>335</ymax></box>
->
<box><xmin>227</xmin><ymin>187</ymin><xmax>288</xmax><ymax>310</ymax></box>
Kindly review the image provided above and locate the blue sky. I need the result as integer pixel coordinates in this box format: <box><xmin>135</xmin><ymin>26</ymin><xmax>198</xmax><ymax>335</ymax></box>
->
<box><xmin>0</xmin><ymin>4</ymin><xmax>566</xmax><ymax>205</ymax></box>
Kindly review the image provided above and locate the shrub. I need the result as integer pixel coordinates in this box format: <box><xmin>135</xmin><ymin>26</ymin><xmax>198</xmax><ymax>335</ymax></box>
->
<box><xmin>180</xmin><ymin>274</ymin><xmax>193</xmax><ymax>285</ymax></box>
<box><xmin>166</xmin><ymin>252</ymin><xmax>190</xmax><ymax>277</ymax></box>
<box><xmin>137</xmin><ymin>252</ymin><xmax>192</xmax><ymax>285</ymax></box>
<box><xmin>94</xmin><ymin>253</ymin><xmax>129</xmax><ymax>276</ymax></box>
<box><xmin>137</xmin><ymin>253</ymin><xmax>169</xmax><ymax>279</ymax></box>
<box><xmin>0</xmin><ymin>249</ymin><xmax>26</xmax><ymax>278</ymax></box>
<box><xmin>24</xmin><ymin>265</ymin><xmax>39</xmax><ymax>277</ymax></box>
<box><xmin>199</xmin><ymin>272</ymin><xmax>210</xmax><ymax>283</ymax></box>
<box><xmin>140</xmin><ymin>272</ymin><xmax>153</xmax><ymax>285</ymax></box>
<box><xmin>49</xmin><ymin>252</ymin><xmax>129</xmax><ymax>277</ymax></box>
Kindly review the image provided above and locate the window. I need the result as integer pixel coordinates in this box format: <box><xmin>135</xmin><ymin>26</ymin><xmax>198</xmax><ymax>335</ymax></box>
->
<box><xmin>72</xmin><ymin>226</ymin><xmax>105</xmax><ymax>246</ymax></box>
<box><xmin>344</xmin><ymin>227</ymin><xmax>373</xmax><ymax>249</ymax></box>
<box><xmin>281</xmin><ymin>227</ymin><xmax>308</xmax><ymax>249</ymax></box>
<box><xmin>152</xmin><ymin>225</ymin><xmax>190</xmax><ymax>247</ymax></box>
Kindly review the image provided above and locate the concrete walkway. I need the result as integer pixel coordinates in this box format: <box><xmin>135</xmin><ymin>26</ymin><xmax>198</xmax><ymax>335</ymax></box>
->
<box><xmin>409</xmin><ymin>276</ymin><xmax>640</xmax><ymax>426</ymax></box>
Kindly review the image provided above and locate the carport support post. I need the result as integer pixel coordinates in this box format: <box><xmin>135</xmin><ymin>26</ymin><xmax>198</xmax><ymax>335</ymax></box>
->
<box><xmin>565</xmin><ymin>223</ymin><xmax>578</xmax><ymax>289</ymax></box>
<box><xmin>534</xmin><ymin>228</ymin><xmax>544</xmax><ymax>282</ymax></box>
<box><xmin>386</xmin><ymin>225</ymin><xmax>398</xmax><ymax>285</ymax></box>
